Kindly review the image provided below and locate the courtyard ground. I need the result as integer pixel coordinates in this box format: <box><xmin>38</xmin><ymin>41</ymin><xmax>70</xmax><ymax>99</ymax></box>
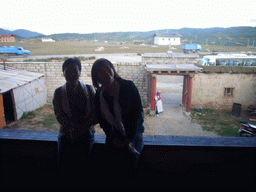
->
<box><xmin>143</xmin><ymin>75</ymin><xmax>217</xmax><ymax>136</ymax></box>
<box><xmin>5</xmin><ymin>75</ymin><xmax>218</xmax><ymax>137</ymax></box>
<box><xmin>5</xmin><ymin>103</ymin><xmax>217</xmax><ymax>136</ymax></box>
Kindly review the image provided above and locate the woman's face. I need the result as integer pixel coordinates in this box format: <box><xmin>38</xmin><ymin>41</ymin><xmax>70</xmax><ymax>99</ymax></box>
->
<box><xmin>64</xmin><ymin>63</ymin><xmax>80</xmax><ymax>86</ymax></box>
<box><xmin>97</xmin><ymin>64</ymin><xmax>114</xmax><ymax>86</ymax></box>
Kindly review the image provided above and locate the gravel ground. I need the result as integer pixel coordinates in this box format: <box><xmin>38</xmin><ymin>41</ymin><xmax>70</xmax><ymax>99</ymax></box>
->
<box><xmin>143</xmin><ymin>76</ymin><xmax>217</xmax><ymax>136</ymax></box>
<box><xmin>143</xmin><ymin>99</ymin><xmax>217</xmax><ymax>136</ymax></box>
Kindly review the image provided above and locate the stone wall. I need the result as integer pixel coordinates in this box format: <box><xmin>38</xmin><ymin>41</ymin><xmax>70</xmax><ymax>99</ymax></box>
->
<box><xmin>142</xmin><ymin>53</ymin><xmax>199</xmax><ymax>64</ymax></box>
<box><xmin>6</xmin><ymin>62</ymin><xmax>150</xmax><ymax>107</ymax></box>
<box><xmin>191</xmin><ymin>73</ymin><xmax>256</xmax><ymax>110</ymax></box>
<box><xmin>6</xmin><ymin>61</ymin><xmax>256</xmax><ymax>112</ymax></box>
<box><xmin>115</xmin><ymin>62</ymin><xmax>149</xmax><ymax>106</ymax></box>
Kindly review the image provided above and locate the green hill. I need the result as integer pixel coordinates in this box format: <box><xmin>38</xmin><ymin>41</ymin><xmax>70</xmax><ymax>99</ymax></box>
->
<box><xmin>31</xmin><ymin>26</ymin><xmax>256</xmax><ymax>47</ymax></box>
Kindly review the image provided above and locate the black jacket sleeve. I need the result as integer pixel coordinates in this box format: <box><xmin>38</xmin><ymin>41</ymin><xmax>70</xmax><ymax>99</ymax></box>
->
<box><xmin>52</xmin><ymin>87</ymin><xmax>72</xmax><ymax>127</ymax></box>
<box><xmin>123</xmin><ymin>81</ymin><xmax>144</xmax><ymax>140</ymax></box>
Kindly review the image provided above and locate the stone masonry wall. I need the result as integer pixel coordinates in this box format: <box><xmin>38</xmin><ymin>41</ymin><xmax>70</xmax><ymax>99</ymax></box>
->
<box><xmin>5</xmin><ymin>61</ymin><xmax>256</xmax><ymax>112</ymax></box>
<box><xmin>191</xmin><ymin>73</ymin><xmax>256</xmax><ymax>110</ymax></box>
<box><xmin>6</xmin><ymin>62</ymin><xmax>150</xmax><ymax>107</ymax></box>
<box><xmin>142</xmin><ymin>53</ymin><xmax>199</xmax><ymax>64</ymax></box>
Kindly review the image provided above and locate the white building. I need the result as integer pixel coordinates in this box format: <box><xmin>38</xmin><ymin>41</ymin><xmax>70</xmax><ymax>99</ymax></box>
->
<box><xmin>42</xmin><ymin>38</ymin><xmax>55</xmax><ymax>42</ymax></box>
<box><xmin>0</xmin><ymin>65</ymin><xmax>46</xmax><ymax>127</ymax></box>
<box><xmin>153</xmin><ymin>33</ymin><xmax>181</xmax><ymax>45</ymax></box>
<box><xmin>95</xmin><ymin>47</ymin><xmax>104</xmax><ymax>51</ymax></box>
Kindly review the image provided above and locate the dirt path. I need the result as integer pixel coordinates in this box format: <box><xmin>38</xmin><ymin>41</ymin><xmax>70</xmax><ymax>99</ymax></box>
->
<box><xmin>144</xmin><ymin>102</ymin><xmax>217</xmax><ymax>136</ymax></box>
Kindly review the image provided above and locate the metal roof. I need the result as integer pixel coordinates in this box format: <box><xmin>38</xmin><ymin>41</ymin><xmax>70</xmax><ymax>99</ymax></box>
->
<box><xmin>153</xmin><ymin>32</ymin><xmax>181</xmax><ymax>37</ymax></box>
<box><xmin>204</xmin><ymin>54</ymin><xmax>256</xmax><ymax>60</ymax></box>
<box><xmin>145</xmin><ymin>64</ymin><xmax>202</xmax><ymax>73</ymax></box>
<box><xmin>0</xmin><ymin>34</ymin><xmax>15</xmax><ymax>37</ymax></box>
<box><xmin>0</xmin><ymin>65</ymin><xmax>44</xmax><ymax>94</ymax></box>
<box><xmin>142</xmin><ymin>52</ymin><xmax>199</xmax><ymax>58</ymax></box>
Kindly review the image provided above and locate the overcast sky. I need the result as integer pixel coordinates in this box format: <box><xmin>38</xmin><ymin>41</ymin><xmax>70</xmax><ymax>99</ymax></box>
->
<box><xmin>1</xmin><ymin>0</ymin><xmax>256</xmax><ymax>35</ymax></box>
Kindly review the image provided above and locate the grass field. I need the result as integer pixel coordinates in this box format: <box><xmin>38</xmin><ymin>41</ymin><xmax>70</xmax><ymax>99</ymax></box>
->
<box><xmin>1</xmin><ymin>41</ymin><xmax>168</xmax><ymax>55</ymax></box>
<box><xmin>1</xmin><ymin>41</ymin><xmax>255</xmax><ymax>56</ymax></box>
<box><xmin>191</xmin><ymin>108</ymin><xmax>241</xmax><ymax>137</ymax></box>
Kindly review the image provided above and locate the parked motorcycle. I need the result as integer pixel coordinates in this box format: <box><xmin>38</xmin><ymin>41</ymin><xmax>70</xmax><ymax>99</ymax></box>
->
<box><xmin>239</xmin><ymin>120</ymin><xmax>256</xmax><ymax>137</ymax></box>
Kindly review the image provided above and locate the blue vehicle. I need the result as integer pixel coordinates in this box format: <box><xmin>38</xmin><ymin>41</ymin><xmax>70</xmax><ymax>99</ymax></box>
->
<box><xmin>0</xmin><ymin>46</ymin><xmax>30</xmax><ymax>55</ymax></box>
<box><xmin>181</xmin><ymin>44</ymin><xmax>202</xmax><ymax>53</ymax></box>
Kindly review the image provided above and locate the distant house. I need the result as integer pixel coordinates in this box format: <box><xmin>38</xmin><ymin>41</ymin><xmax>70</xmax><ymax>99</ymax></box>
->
<box><xmin>153</xmin><ymin>33</ymin><xmax>181</xmax><ymax>45</ymax></box>
<box><xmin>133</xmin><ymin>40</ymin><xmax>143</xmax><ymax>45</ymax></box>
<box><xmin>95</xmin><ymin>47</ymin><xmax>104</xmax><ymax>51</ymax></box>
<box><xmin>42</xmin><ymin>38</ymin><xmax>55</xmax><ymax>42</ymax></box>
<box><xmin>0</xmin><ymin>34</ymin><xmax>15</xmax><ymax>42</ymax></box>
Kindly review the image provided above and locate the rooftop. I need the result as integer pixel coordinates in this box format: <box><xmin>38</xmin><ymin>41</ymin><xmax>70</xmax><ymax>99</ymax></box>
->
<box><xmin>0</xmin><ymin>34</ymin><xmax>15</xmax><ymax>37</ymax></box>
<box><xmin>145</xmin><ymin>64</ymin><xmax>202</xmax><ymax>73</ymax></box>
<box><xmin>142</xmin><ymin>53</ymin><xmax>199</xmax><ymax>58</ymax></box>
<box><xmin>0</xmin><ymin>65</ymin><xmax>44</xmax><ymax>94</ymax></box>
<box><xmin>153</xmin><ymin>32</ymin><xmax>181</xmax><ymax>37</ymax></box>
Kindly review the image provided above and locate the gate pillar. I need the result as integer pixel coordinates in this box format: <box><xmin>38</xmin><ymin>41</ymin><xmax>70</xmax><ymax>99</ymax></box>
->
<box><xmin>186</xmin><ymin>74</ymin><xmax>194</xmax><ymax>112</ymax></box>
<box><xmin>150</xmin><ymin>74</ymin><xmax>157</xmax><ymax>113</ymax></box>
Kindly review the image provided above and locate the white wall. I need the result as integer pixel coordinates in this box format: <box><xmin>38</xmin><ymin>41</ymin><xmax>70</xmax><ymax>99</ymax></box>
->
<box><xmin>154</xmin><ymin>36</ymin><xmax>180</xmax><ymax>45</ymax></box>
<box><xmin>13</xmin><ymin>77</ymin><xmax>47</xmax><ymax>119</ymax></box>
<box><xmin>42</xmin><ymin>38</ymin><xmax>55</xmax><ymax>42</ymax></box>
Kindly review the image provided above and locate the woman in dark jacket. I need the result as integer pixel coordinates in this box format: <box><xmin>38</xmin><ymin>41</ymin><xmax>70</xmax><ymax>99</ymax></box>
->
<box><xmin>91</xmin><ymin>58</ymin><xmax>144</xmax><ymax>178</ymax></box>
<box><xmin>92</xmin><ymin>58</ymin><xmax>144</xmax><ymax>153</ymax></box>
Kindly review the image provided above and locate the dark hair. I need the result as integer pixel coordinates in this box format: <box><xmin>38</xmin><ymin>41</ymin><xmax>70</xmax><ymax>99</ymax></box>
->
<box><xmin>91</xmin><ymin>58</ymin><xmax>120</xmax><ymax>89</ymax></box>
<box><xmin>62</xmin><ymin>58</ymin><xmax>81</xmax><ymax>72</ymax></box>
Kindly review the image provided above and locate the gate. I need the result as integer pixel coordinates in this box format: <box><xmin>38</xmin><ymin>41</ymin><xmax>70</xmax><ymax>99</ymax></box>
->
<box><xmin>145</xmin><ymin>64</ymin><xmax>201</xmax><ymax>114</ymax></box>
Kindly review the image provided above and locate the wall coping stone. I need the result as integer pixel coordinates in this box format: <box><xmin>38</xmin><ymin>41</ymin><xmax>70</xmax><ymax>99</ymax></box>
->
<box><xmin>1</xmin><ymin>129</ymin><xmax>255</xmax><ymax>148</ymax></box>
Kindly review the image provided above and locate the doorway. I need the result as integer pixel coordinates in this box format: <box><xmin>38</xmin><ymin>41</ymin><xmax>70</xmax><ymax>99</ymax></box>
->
<box><xmin>156</xmin><ymin>75</ymin><xmax>183</xmax><ymax>112</ymax></box>
<box><xmin>3</xmin><ymin>91</ymin><xmax>16</xmax><ymax>124</ymax></box>
<box><xmin>146</xmin><ymin>64</ymin><xmax>200</xmax><ymax>113</ymax></box>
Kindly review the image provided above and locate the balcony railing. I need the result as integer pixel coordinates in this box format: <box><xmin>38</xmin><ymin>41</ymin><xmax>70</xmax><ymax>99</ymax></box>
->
<box><xmin>1</xmin><ymin>129</ymin><xmax>255</xmax><ymax>186</ymax></box>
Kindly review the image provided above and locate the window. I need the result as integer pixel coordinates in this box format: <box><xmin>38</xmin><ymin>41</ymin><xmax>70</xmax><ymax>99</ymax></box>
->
<box><xmin>224</xmin><ymin>88</ymin><xmax>234</xmax><ymax>96</ymax></box>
